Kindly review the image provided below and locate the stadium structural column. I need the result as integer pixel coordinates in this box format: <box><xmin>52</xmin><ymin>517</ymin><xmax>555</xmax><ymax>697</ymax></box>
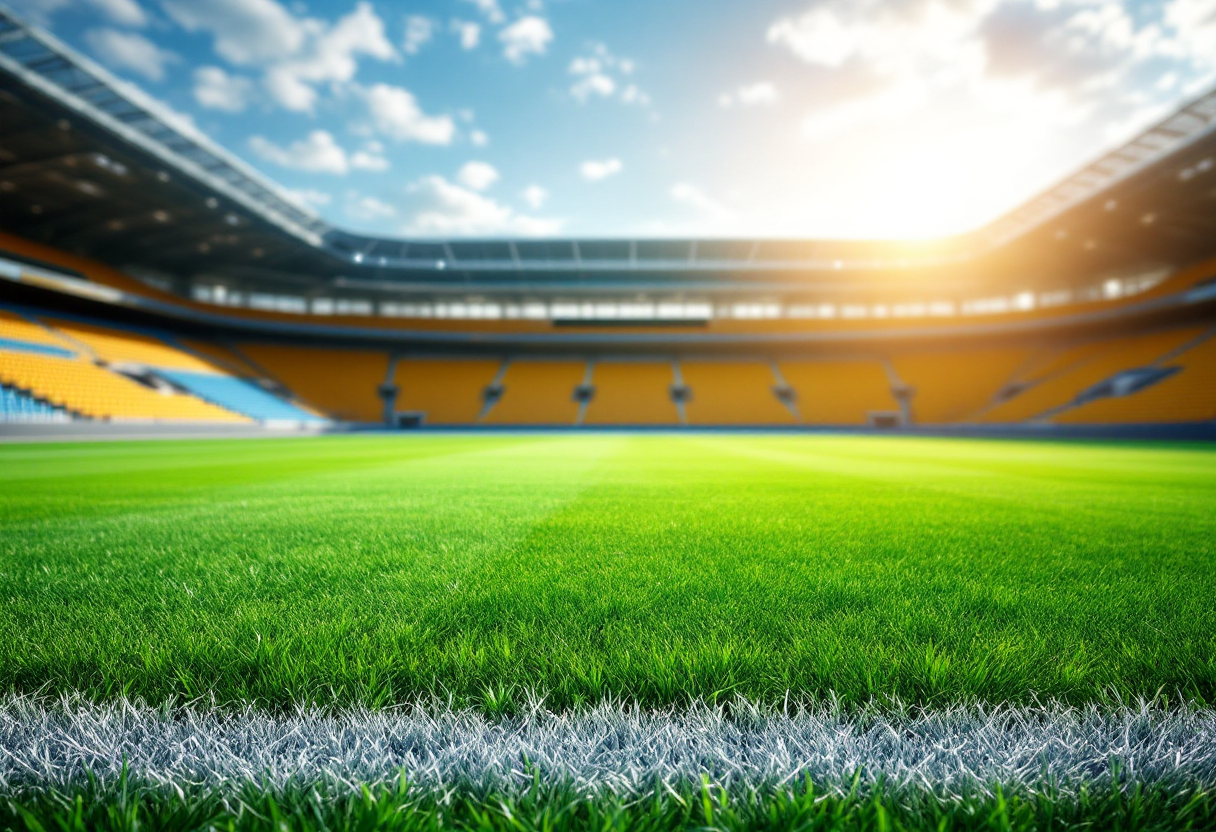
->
<box><xmin>670</xmin><ymin>360</ymin><xmax>689</xmax><ymax>426</ymax></box>
<box><xmin>380</xmin><ymin>353</ymin><xmax>400</xmax><ymax>427</ymax></box>
<box><xmin>770</xmin><ymin>360</ymin><xmax>801</xmax><ymax>423</ymax></box>
<box><xmin>881</xmin><ymin>358</ymin><xmax>914</xmax><ymax>425</ymax></box>
<box><xmin>477</xmin><ymin>360</ymin><xmax>510</xmax><ymax>422</ymax></box>
<box><xmin>574</xmin><ymin>360</ymin><xmax>595</xmax><ymax>426</ymax></box>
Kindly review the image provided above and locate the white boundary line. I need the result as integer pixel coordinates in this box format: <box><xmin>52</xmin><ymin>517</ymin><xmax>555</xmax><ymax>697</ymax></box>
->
<box><xmin>2</xmin><ymin>695</ymin><xmax>1214</xmax><ymax>799</ymax></box>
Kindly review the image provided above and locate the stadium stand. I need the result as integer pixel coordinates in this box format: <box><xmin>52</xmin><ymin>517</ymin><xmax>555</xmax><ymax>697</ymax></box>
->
<box><xmin>680</xmin><ymin>362</ymin><xmax>798</xmax><ymax>425</ymax></box>
<box><xmin>0</xmin><ymin>310</ymin><xmax>78</xmax><ymax>354</ymax></box>
<box><xmin>1052</xmin><ymin>329</ymin><xmax>1216</xmax><ymax>424</ymax></box>
<box><xmin>181</xmin><ymin>340</ymin><xmax>269</xmax><ymax>379</ymax></box>
<box><xmin>157</xmin><ymin>371</ymin><xmax>321</xmax><ymax>423</ymax></box>
<box><xmin>394</xmin><ymin>359</ymin><xmax>502</xmax><ymax>425</ymax></box>
<box><xmin>238</xmin><ymin>344</ymin><xmax>387</xmax><ymax>423</ymax></box>
<box><xmin>482</xmin><ymin>361</ymin><xmax>587</xmax><ymax>425</ymax></box>
<box><xmin>778</xmin><ymin>360</ymin><xmax>899</xmax><ymax>425</ymax></box>
<box><xmin>582</xmin><ymin>362</ymin><xmax>682</xmax><ymax>426</ymax></box>
<box><xmin>0</xmin><ymin>350</ymin><xmax>246</xmax><ymax>421</ymax></box>
<box><xmin>894</xmin><ymin>348</ymin><xmax>1036</xmax><ymax>424</ymax></box>
<box><xmin>979</xmin><ymin>327</ymin><xmax>1207</xmax><ymax>423</ymax></box>
<box><xmin>42</xmin><ymin>319</ymin><xmax>218</xmax><ymax>371</ymax></box>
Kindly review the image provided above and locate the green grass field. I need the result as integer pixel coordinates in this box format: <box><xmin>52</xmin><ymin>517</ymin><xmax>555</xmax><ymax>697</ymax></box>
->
<box><xmin>3</xmin><ymin>434</ymin><xmax>1214</xmax><ymax>710</ymax></box>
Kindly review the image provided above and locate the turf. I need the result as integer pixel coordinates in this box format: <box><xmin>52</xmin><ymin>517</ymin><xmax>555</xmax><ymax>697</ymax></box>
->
<box><xmin>1</xmin><ymin>434</ymin><xmax>1215</xmax><ymax>709</ymax></box>
<box><xmin>7</xmin><ymin>772</ymin><xmax>1215</xmax><ymax>832</ymax></box>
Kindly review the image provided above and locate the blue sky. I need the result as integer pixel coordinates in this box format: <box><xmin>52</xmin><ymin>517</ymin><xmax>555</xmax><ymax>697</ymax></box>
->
<box><xmin>16</xmin><ymin>0</ymin><xmax>1216</xmax><ymax>239</ymax></box>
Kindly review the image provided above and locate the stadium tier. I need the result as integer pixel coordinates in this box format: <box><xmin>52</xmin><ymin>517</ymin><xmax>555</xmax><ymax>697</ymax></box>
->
<box><xmin>236</xmin><ymin>344</ymin><xmax>387</xmax><ymax>424</ymax></box>
<box><xmin>777</xmin><ymin>360</ymin><xmax>899</xmax><ymax>426</ymax></box>
<box><xmin>680</xmin><ymin>362</ymin><xmax>798</xmax><ymax>426</ymax></box>
<box><xmin>582</xmin><ymin>362</ymin><xmax>681</xmax><ymax>426</ymax></box>
<box><xmin>394</xmin><ymin>359</ymin><xmax>503</xmax><ymax>424</ymax></box>
<box><xmin>0</xmin><ymin>308</ymin><xmax>320</xmax><ymax>423</ymax></box>
<box><xmin>482</xmin><ymin>361</ymin><xmax>587</xmax><ymax>425</ymax></box>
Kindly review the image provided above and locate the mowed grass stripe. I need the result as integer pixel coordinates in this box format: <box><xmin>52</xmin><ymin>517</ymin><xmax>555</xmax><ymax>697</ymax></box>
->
<box><xmin>1</xmin><ymin>435</ymin><xmax>1213</xmax><ymax>709</ymax></box>
<box><xmin>0</xmin><ymin>436</ymin><xmax>621</xmax><ymax>705</ymax></box>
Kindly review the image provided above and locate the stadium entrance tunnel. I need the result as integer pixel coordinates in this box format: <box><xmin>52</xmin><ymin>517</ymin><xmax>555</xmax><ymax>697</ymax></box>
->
<box><xmin>393</xmin><ymin>411</ymin><xmax>425</xmax><ymax>428</ymax></box>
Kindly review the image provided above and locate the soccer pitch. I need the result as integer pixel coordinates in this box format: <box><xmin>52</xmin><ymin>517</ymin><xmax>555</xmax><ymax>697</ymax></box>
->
<box><xmin>2</xmin><ymin>434</ymin><xmax>1216</xmax><ymax>829</ymax></box>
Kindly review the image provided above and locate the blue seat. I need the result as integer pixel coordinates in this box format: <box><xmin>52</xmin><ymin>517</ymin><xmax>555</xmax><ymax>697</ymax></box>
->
<box><xmin>0</xmin><ymin>337</ymin><xmax>74</xmax><ymax>358</ymax></box>
<box><xmin>1</xmin><ymin>384</ymin><xmax>69</xmax><ymax>422</ymax></box>
<box><xmin>158</xmin><ymin>371</ymin><xmax>324</xmax><ymax>422</ymax></box>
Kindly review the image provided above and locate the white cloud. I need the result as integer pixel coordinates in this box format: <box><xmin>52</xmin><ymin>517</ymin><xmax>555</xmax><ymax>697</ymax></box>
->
<box><xmin>499</xmin><ymin>16</ymin><xmax>552</xmax><ymax>64</ymax></box>
<box><xmin>571</xmin><ymin>72</ymin><xmax>616</xmax><ymax>101</ymax></box>
<box><xmin>193</xmin><ymin>66</ymin><xmax>254</xmax><ymax>112</ymax></box>
<box><xmin>351</xmin><ymin>145</ymin><xmax>390</xmax><ymax>171</ymax></box>
<box><xmin>760</xmin><ymin>0</ymin><xmax>1198</xmax><ymax>147</ymax></box>
<box><xmin>249</xmin><ymin>130</ymin><xmax>349</xmax><ymax>174</ymax></box>
<box><xmin>85</xmin><ymin>0</ymin><xmax>148</xmax><ymax>27</ymax></box>
<box><xmin>568</xmin><ymin>44</ymin><xmax>648</xmax><ymax>105</ymax></box>
<box><xmin>1166</xmin><ymin>0</ymin><xmax>1216</xmax><ymax>54</ymax></box>
<box><xmin>263</xmin><ymin>2</ymin><xmax>396</xmax><ymax>112</ymax></box>
<box><xmin>451</xmin><ymin>19</ymin><xmax>481</xmax><ymax>49</ymax></box>
<box><xmin>347</xmin><ymin>194</ymin><xmax>396</xmax><ymax>220</ymax></box>
<box><xmin>719</xmin><ymin>81</ymin><xmax>779</xmax><ymax>108</ymax></box>
<box><xmin>162</xmin><ymin>0</ymin><xmax>305</xmax><ymax>65</ymax></box>
<box><xmin>579</xmin><ymin>158</ymin><xmax>622</xmax><ymax>181</ymax></box>
<box><xmin>767</xmin><ymin>6</ymin><xmax>866</xmax><ymax>68</ymax></box>
<box><xmin>403</xmin><ymin>15</ymin><xmax>434</xmax><ymax>55</ymax></box>
<box><xmin>364</xmin><ymin>83</ymin><xmax>456</xmax><ymax>145</ymax></box>
<box><xmin>457</xmin><ymin>161</ymin><xmax>500</xmax><ymax>191</ymax></box>
<box><xmin>520</xmin><ymin>185</ymin><xmax>548</xmax><ymax>209</ymax></box>
<box><xmin>461</xmin><ymin>0</ymin><xmax>504</xmax><ymax>25</ymax></box>
<box><xmin>470</xmin><ymin>129</ymin><xmax>489</xmax><ymax>147</ymax></box>
<box><xmin>166</xmin><ymin>0</ymin><xmax>396</xmax><ymax>113</ymax></box>
<box><xmin>84</xmin><ymin>29</ymin><xmax>178</xmax><ymax>81</ymax></box>
<box><xmin>285</xmin><ymin>188</ymin><xmax>332</xmax><ymax>208</ymax></box>
<box><xmin>404</xmin><ymin>175</ymin><xmax>563</xmax><ymax>235</ymax></box>
<box><xmin>670</xmin><ymin>183</ymin><xmax>736</xmax><ymax>222</ymax></box>
<box><xmin>619</xmin><ymin>84</ymin><xmax>650</xmax><ymax>106</ymax></box>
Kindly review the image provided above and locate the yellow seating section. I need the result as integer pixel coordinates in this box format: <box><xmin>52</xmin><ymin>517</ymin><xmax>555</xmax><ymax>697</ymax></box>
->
<box><xmin>239</xmin><ymin>344</ymin><xmax>388</xmax><ymax>423</ymax></box>
<box><xmin>981</xmin><ymin>328</ymin><xmax>1205</xmax><ymax>423</ymax></box>
<box><xmin>395</xmin><ymin>359</ymin><xmax>502</xmax><ymax>424</ymax></box>
<box><xmin>583</xmin><ymin>362</ymin><xmax>680</xmax><ymax>425</ymax></box>
<box><xmin>0</xmin><ymin>350</ymin><xmax>246</xmax><ymax>421</ymax></box>
<box><xmin>42</xmin><ymin>319</ymin><xmax>218</xmax><ymax>371</ymax></box>
<box><xmin>0</xmin><ymin>311</ymin><xmax>78</xmax><ymax>352</ymax></box>
<box><xmin>779</xmin><ymin>360</ymin><xmax>897</xmax><ymax>425</ymax></box>
<box><xmin>893</xmin><ymin>348</ymin><xmax>1035</xmax><ymax>424</ymax></box>
<box><xmin>681</xmin><ymin>362</ymin><xmax>797</xmax><ymax>425</ymax></box>
<box><xmin>182</xmin><ymin>339</ymin><xmax>264</xmax><ymax>377</ymax></box>
<box><xmin>1054</xmin><ymin>333</ymin><xmax>1216</xmax><ymax>424</ymax></box>
<box><xmin>4</xmin><ymin>303</ymin><xmax>1211</xmax><ymax>427</ymax></box>
<box><xmin>482</xmin><ymin>361</ymin><xmax>586</xmax><ymax>425</ymax></box>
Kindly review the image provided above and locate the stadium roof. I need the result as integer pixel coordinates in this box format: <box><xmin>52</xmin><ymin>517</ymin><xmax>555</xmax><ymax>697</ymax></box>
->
<box><xmin>3</xmin><ymin>2</ymin><xmax>1216</xmax><ymax>295</ymax></box>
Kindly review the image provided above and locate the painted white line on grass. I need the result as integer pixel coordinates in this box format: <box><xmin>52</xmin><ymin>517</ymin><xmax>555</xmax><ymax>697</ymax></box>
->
<box><xmin>1</xmin><ymin>696</ymin><xmax>1214</xmax><ymax>798</ymax></box>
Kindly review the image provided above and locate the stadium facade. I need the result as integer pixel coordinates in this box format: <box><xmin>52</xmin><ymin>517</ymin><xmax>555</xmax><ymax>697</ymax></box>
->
<box><xmin>1</xmin><ymin>5</ymin><xmax>1215</xmax><ymax>430</ymax></box>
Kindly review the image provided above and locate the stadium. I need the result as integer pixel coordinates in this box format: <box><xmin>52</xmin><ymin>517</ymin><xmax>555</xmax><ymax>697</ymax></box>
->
<box><xmin>1</xmin><ymin>1</ymin><xmax>1215</xmax><ymax>829</ymax></box>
